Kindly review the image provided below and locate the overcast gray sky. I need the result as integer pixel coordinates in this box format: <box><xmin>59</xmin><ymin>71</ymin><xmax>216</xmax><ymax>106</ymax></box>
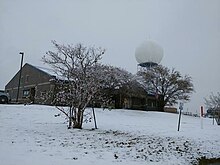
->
<box><xmin>1</xmin><ymin>0</ymin><xmax>220</xmax><ymax>113</ymax></box>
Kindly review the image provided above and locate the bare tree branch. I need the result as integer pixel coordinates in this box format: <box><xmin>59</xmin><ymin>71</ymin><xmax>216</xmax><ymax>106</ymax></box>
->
<box><xmin>137</xmin><ymin>65</ymin><xmax>194</xmax><ymax>108</ymax></box>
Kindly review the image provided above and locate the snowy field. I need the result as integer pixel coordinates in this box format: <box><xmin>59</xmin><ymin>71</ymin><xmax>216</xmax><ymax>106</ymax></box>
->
<box><xmin>0</xmin><ymin>104</ymin><xmax>219</xmax><ymax>165</ymax></box>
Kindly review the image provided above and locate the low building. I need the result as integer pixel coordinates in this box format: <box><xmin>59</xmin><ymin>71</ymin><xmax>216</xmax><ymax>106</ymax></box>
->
<box><xmin>5</xmin><ymin>63</ymin><xmax>163</xmax><ymax>111</ymax></box>
<box><xmin>5</xmin><ymin>63</ymin><xmax>56</xmax><ymax>104</ymax></box>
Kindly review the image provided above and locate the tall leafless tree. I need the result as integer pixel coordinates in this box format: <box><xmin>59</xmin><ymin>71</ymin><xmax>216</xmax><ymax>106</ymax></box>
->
<box><xmin>205</xmin><ymin>93</ymin><xmax>220</xmax><ymax>125</ymax></box>
<box><xmin>204</xmin><ymin>92</ymin><xmax>220</xmax><ymax>109</ymax></box>
<box><xmin>137</xmin><ymin>65</ymin><xmax>194</xmax><ymax>111</ymax></box>
<box><xmin>43</xmin><ymin>41</ymin><xmax>133</xmax><ymax>129</ymax></box>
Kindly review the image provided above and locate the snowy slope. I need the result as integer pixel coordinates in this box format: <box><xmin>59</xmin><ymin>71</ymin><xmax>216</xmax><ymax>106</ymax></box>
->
<box><xmin>0</xmin><ymin>104</ymin><xmax>219</xmax><ymax>165</ymax></box>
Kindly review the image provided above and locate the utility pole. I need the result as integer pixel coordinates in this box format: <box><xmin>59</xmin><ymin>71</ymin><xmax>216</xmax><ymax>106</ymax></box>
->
<box><xmin>177</xmin><ymin>102</ymin><xmax>183</xmax><ymax>131</ymax></box>
<box><xmin>16</xmin><ymin>52</ymin><xmax>24</xmax><ymax>103</ymax></box>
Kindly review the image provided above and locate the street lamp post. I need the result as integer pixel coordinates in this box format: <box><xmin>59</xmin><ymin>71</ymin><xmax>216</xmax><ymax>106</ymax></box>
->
<box><xmin>16</xmin><ymin>52</ymin><xmax>24</xmax><ymax>103</ymax></box>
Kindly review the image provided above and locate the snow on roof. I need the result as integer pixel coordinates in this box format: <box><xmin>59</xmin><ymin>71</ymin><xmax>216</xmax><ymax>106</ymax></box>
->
<box><xmin>30</xmin><ymin>64</ymin><xmax>67</xmax><ymax>80</ymax></box>
<box><xmin>32</xmin><ymin>65</ymin><xmax>56</xmax><ymax>77</ymax></box>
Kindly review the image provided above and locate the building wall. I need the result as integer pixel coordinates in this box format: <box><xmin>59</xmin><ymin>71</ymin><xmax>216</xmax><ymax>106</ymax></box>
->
<box><xmin>5</xmin><ymin>63</ymin><xmax>165</xmax><ymax>110</ymax></box>
<box><xmin>5</xmin><ymin>63</ymin><xmax>55</xmax><ymax>104</ymax></box>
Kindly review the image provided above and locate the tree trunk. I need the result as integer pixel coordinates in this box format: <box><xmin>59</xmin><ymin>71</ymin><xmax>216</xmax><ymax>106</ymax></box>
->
<box><xmin>73</xmin><ymin>109</ymin><xmax>83</xmax><ymax>129</ymax></box>
<box><xmin>159</xmin><ymin>96</ymin><xmax>165</xmax><ymax>112</ymax></box>
<box><xmin>68</xmin><ymin>106</ymin><xmax>74</xmax><ymax>129</ymax></box>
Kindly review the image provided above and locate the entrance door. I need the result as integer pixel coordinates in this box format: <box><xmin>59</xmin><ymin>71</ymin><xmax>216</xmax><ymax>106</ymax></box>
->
<box><xmin>30</xmin><ymin>88</ymin><xmax>35</xmax><ymax>103</ymax></box>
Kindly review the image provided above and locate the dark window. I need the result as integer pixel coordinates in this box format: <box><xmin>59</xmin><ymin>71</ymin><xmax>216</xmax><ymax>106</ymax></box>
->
<box><xmin>21</xmin><ymin>76</ymin><xmax>24</xmax><ymax>85</ymax></box>
<box><xmin>40</xmin><ymin>91</ymin><xmax>46</xmax><ymax>97</ymax></box>
<box><xmin>25</xmin><ymin>75</ymin><xmax>29</xmax><ymax>83</ymax></box>
<box><xmin>23</xmin><ymin>89</ymin><xmax>30</xmax><ymax>97</ymax></box>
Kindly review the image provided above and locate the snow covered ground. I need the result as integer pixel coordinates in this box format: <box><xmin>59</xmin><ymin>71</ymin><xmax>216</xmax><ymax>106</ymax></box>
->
<box><xmin>0</xmin><ymin>104</ymin><xmax>219</xmax><ymax>165</ymax></box>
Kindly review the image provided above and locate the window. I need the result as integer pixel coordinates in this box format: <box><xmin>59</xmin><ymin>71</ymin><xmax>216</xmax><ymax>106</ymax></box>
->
<box><xmin>25</xmin><ymin>75</ymin><xmax>30</xmax><ymax>83</ymax></box>
<box><xmin>23</xmin><ymin>89</ymin><xmax>30</xmax><ymax>97</ymax></box>
<box><xmin>20</xmin><ymin>76</ymin><xmax>24</xmax><ymax>85</ymax></box>
<box><xmin>40</xmin><ymin>91</ymin><xmax>46</xmax><ymax>97</ymax></box>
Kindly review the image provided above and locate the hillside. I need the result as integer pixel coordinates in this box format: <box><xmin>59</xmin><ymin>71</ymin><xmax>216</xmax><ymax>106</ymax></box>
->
<box><xmin>0</xmin><ymin>105</ymin><xmax>219</xmax><ymax>165</ymax></box>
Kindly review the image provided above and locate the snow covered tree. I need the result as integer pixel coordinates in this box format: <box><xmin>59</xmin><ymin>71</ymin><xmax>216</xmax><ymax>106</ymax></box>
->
<box><xmin>137</xmin><ymin>65</ymin><xmax>194</xmax><ymax>111</ymax></box>
<box><xmin>205</xmin><ymin>93</ymin><xmax>220</xmax><ymax>125</ymax></box>
<box><xmin>42</xmin><ymin>41</ymin><xmax>133</xmax><ymax>129</ymax></box>
<box><xmin>204</xmin><ymin>92</ymin><xmax>220</xmax><ymax>109</ymax></box>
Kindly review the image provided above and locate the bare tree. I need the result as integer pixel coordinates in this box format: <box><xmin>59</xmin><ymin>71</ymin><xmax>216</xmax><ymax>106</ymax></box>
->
<box><xmin>205</xmin><ymin>93</ymin><xmax>220</xmax><ymax>125</ymax></box>
<box><xmin>204</xmin><ymin>92</ymin><xmax>220</xmax><ymax>109</ymax></box>
<box><xmin>137</xmin><ymin>65</ymin><xmax>194</xmax><ymax>111</ymax></box>
<box><xmin>43</xmin><ymin>41</ymin><xmax>133</xmax><ymax>129</ymax></box>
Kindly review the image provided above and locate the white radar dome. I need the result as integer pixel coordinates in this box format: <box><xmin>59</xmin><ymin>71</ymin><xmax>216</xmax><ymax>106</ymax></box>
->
<box><xmin>135</xmin><ymin>40</ymin><xmax>163</xmax><ymax>65</ymax></box>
